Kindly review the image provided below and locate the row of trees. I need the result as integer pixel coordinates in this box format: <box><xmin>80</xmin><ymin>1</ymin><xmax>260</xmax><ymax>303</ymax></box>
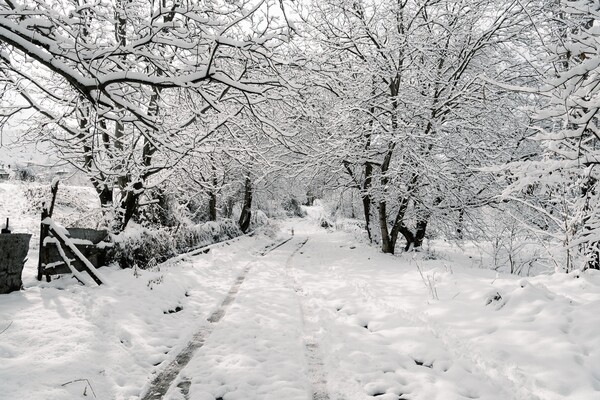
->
<box><xmin>294</xmin><ymin>0</ymin><xmax>536</xmax><ymax>253</ymax></box>
<box><xmin>0</xmin><ymin>0</ymin><xmax>295</xmax><ymax>231</ymax></box>
<box><xmin>1</xmin><ymin>0</ymin><xmax>600</xmax><ymax>270</ymax></box>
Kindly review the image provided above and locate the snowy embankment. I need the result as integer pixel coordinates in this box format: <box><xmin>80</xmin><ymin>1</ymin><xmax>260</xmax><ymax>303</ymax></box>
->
<box><xmin>0</xmin><ymin>203</ymin><xmax>599</xmax><ymax>400</ymax></box>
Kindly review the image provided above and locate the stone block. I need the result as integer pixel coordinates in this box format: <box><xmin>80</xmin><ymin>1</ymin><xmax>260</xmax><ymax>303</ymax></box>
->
<box><xmin>0</xmin><ymin>234</ymin><xmax>32</xmax><ymax>294</ymax></box>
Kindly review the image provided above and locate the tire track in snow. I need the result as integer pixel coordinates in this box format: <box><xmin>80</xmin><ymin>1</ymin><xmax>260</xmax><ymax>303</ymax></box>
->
<box><xmin>286</xmin><ymin>237</ymin><xmax>332</xmax><ymax>400</ymax></box>
<box><xmin>140</xmin><ymin>236</ymin><xmax>294</xmax><ymax>400</ymax></box>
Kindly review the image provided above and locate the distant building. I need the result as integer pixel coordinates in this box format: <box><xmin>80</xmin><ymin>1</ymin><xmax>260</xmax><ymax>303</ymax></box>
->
<box><xmin>0</xmin><ymin>168</ymin><xmax>9</xmax><ymax>181</ymax></box>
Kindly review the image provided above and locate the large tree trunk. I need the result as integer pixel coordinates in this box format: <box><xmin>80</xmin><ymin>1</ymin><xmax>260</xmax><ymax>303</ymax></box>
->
<box><xmin>238</xmin><ymin>176</ymin><xmax>252</xmax><ymax>233</ymax></box>
<box><xmin>377</xmin><ymin>76</ymin><xmax>402</xmax><ymax>254</ymax></box>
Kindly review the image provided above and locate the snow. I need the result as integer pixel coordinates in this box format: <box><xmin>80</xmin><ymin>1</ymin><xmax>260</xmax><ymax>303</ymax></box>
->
<box><xmin>0</xmin><ymin>233</ymin><xmax>276</xmax><ymax>400</ymax></box>
<box><xmin>1</xmin><ymin>206</ymin><xmax>600</xmax><ymax>399</ymax></box>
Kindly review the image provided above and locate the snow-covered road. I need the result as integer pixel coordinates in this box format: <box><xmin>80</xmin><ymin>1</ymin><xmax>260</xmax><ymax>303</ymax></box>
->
<box><xmin>141</xmin><ymin>219</ymin><xmax>600</xmax><ymax>400</ymax></box>
<box><xmin>1</xmin><ymin>216</ymin><xmax>600</xmax><ymax>400</ymax></box>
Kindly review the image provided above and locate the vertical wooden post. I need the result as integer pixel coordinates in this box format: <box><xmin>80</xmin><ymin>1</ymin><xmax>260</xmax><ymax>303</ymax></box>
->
<box><xmin>48</xmin><ymin>180</ymin><xmax>59</xmax><ymax>218</ymax></box>
<box><xmin>37</xmin><ymin>180</ymin><xmax>59</xmax><ymax>282</ymax></box>
<box><xmin>1</xmin><ymin>217</ymin><xmax>9</xmax><ymax>234</ymax></box>
<box><xmin>36</xmin><ymin>204</ymin><xmax>49</xmax><ymax>281</ymax></box>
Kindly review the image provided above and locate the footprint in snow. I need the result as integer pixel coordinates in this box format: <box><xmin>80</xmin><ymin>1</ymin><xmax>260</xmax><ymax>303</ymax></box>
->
<box><xmin>413</xmin><ymin>359</ymin><xmax>433</xmax><ymax>368</ymax></box>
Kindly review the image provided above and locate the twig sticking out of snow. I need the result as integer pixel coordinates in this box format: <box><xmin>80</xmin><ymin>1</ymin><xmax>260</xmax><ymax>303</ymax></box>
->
<box><xmin>0</xmin><ymin>321</ymin><xmax>13</xmax><ymax>335</ymax></box>
<box><xmin>60</xmin><ymin>378</ymin><xmax>97</xmax><ymax>398</ymax></box>
<box><xmin>415</xmin><ymin>260</ymin><xmax>439</xmax><ymax>301</ymax></box>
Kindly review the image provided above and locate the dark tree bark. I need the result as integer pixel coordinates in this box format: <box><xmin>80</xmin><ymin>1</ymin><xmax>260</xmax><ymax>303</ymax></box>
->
<box><xmin>238</xmin><ymin>176</ymin><xmax>252</xmax><ymax>233</ymax></box>
<box><xmin>377</xmin><ymin>143</ymin><xmax>396</xmax><ymax>254</ymax></box>
<box><xmin>414</xmin><ymin>219</ymin><xmax>428</xmax><ymax>248</ymax></box>
<box><xmin>120</xmin><ymin>180</ymin><xmax>144</xmax><ymax>230</ymax></box>
<box><xmin>209</xmin><ymin>192</ymin><xmax>218</xmax><ymax>222</ymax></box>
<box><xmin>362</xmin><ymin>150</ymin><xmax>374</xmax><ymax>242</ymax></box>
<box><xmin>208</xmin><ymin>163</ymin><xmax>218</xmax><ymax>221</ymax></box>
<box><xmin>457</xmin><ymin>208</ymin><xmax>465</xmax><ymax>239</ymax></box>
<box><xmin>378</xmin><ymin>201</ymin><xmax>393</xmax><ymax>253</ymax></box>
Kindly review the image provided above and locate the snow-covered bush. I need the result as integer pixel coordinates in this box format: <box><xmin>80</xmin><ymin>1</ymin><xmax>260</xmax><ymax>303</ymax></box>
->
<box><xmin>334</xmin><ymin>218</ymin><xmax>369</xmax><ymax>241</ymax></box>
<box><xmin>12</xmin><ymin>167</ymin><xmax>35</xmax><ymax>182</ymax></box>
<box><xmin>134</xmin><ymin>188</ymin><xmax>179</xmax><ymax>228</ymax></box>
<box><xmin>173</xmin><ymin>219</ymin><xmax>241</xmax><ymax>254</ymax></box>
<box><xmin>110</xmin><ymin>219</ymin><xmax>243</xmax><ymax>269</ymax></box>
<box><xmin>250</xmin><ymin>210</ymin><xmax>280</xmax><ymax>238</ymax></box>
<box><xmin>250</xmin><ymin>210</ymin><xmax>269</xmax><ymax>227</ymax></box>
<box><xmin>281</xmin><ymin>197</ymin><xmax>307</xmax><ymax>218</ymax></box>
<box><xmin>110</xmin><ymin>225</ymin><xmax>177</xmax><ymax>269</ymax></box>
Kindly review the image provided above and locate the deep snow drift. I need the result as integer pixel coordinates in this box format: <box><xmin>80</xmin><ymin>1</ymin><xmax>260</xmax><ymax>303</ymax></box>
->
<box><xmin>0</xmin><ymin>206</ymin><xmax>599</xmax><ymax>400</ymax></box>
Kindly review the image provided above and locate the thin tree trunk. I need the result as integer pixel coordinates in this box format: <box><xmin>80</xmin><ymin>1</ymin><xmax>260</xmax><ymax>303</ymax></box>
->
<box><xmin>414</xmin><ymin>219</ymin><xmax>428</xmax><ymax>248</ymax></box>
<box><xmin>362</xmin><ymin>160</ymin><xmax>373</xmax><ymax>242</ymax></box>
<box><xmin>208</xmin><ymin>163</ymin><xmax>218</xmax><ymax>221</ymax></box>
<box><xmin>378</xmin><ymin>143</ymin><xmax>396</xmax><ymax>253</ymax></box>
<box><xmin>378</xmin><ymin>200</ymin><xmax>394</xmax><ymax>253</ymax></box>
<box><xmin>390</xmin><ymin>195</ymin><xmax>413</xmax><ymax>251</ymax></box>
<box><xmin>238</xmin><ymin>176</ymin><xmax>252</xmax><ymax>233</ymax></box>
<box><xmin>457</xmin><ymin>208</ymin><xmax>464</xmax><ymax>239</ymax></box>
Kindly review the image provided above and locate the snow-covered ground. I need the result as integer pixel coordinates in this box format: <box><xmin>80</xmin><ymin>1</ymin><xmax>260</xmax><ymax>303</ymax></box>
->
<box><xmin>1</xmin><ymin>206</ymin><xmax>599</xmax><ymax>399</ymax></box>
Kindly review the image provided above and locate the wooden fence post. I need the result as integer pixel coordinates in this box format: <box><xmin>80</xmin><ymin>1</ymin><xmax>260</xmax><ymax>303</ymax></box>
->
<box><xmin>37</xmin><ymin>180</ymin><xmax>59</xmax><ymax>282</ymax></box>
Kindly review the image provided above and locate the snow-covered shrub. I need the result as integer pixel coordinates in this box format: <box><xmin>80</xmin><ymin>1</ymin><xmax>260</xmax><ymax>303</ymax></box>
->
<box><xmin>173</xmin><ymin>219</ymin><xmax>241</xmax><ymax>254</ymax></box>
<box><xmin>252</xmin><ymin>198</ymin><xmax>287</xmax><ymax>219</ymax></box>
<box><xmin>281</xmin><ymin>197</ymin><xmax>307</xmax><ymax>217</ymax></box>
<box><xmin>470</xmin><ymin>207</ymin><xmax>556</xmax><ymax>276</ymax></box>
<box><xmin>12</xmin><ymin>167</ymin><xmax>35</xmax><ymax>182</ymax></box>
<box><xmin>110</xmin><ymin>219</ymin><xmax>243</xmax><ymax>269</ymax></box>
<box><xmin>134</xmin><ymin>188</ymin><xmax>180</xmax><ymax>228</ymax></box>
<box><xmin>319</xmin><ymin>217</ymin><xmax>334</xmax><ymax>229</ymax></box>
<box><xmin>251</xmin><ymin>210</ymin><xmax>269</xmax><ymax>227</ymax></box>
<box><xmin>251</xmin><ymin>211</ymin><xmax>280</xmax><ymax>238</ymax></box>
<box><xmin>110</xmin><ymin>225</ymin><xmax>177</xmax><ymax>269</ymax></box>
<box><xmin>334</xmin><ymin>218</ymin><xmax>370</xmax><ymax>242</ymax></box>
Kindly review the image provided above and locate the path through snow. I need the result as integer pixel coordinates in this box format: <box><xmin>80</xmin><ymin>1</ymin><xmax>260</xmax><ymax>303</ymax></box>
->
<box><xmin>141</xmin><ymin>237</ymin><xmax>294</xmax><ymax>399</ymax></box>
<box><xmin>1</xmin><ymin>214</ymin><xmax>600</xmax><ymax>399</ymax></box>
